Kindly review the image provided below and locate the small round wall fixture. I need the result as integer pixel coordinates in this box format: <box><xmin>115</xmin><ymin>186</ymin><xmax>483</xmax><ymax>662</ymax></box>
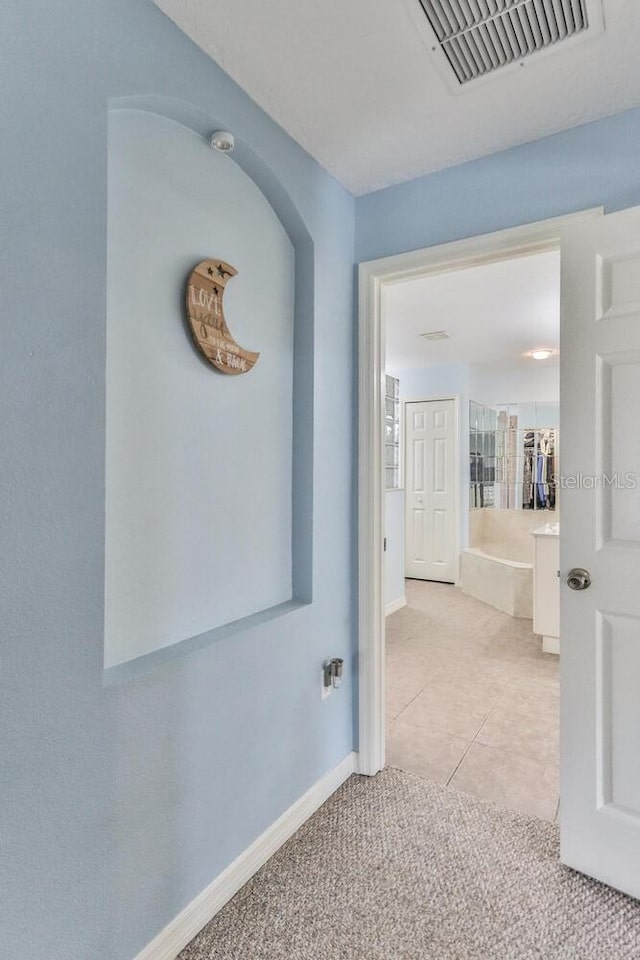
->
<box><xmin>528</xmin><ymin>348</ymin><xmax>555</xmax><ymax>361</ymax></box>
<box><xmin>210</xmin><ymin>130</ymin><xmax>235</xmax><ymax>153</ymax></box>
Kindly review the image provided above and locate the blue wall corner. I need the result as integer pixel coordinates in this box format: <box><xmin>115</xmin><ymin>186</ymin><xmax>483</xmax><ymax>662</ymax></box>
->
<box><xmin>356</xmin><ymin>107</ymin><xmax>640</xmax><ymax>263</ymax></box>
<box><xmin>0</xmin><ymin>3</ymin><xmax>355</xmax><ymax>959</ymax></box>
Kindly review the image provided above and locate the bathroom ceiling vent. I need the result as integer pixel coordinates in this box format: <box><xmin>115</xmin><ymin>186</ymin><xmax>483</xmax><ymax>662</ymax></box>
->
<box><xmin>415</xmin><ymin>0</ymin><xmax>604</xmax><ymax>86</ymax></box>
<box><xmin>420</xmin><ymin>330</ymin><xmax>451</xmax><ymax>340</ymax></box>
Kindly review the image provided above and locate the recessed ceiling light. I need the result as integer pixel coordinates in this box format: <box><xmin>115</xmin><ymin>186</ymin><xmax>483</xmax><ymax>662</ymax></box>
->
<box><xmin>528</xmin><ymin>349</ymin><xmax>555</xmax><ymax>361</ymax></box>
<box><xmin>420</xmin><ymin>330</ymin><xmax>450</xmax><ymax>341</ymax></box>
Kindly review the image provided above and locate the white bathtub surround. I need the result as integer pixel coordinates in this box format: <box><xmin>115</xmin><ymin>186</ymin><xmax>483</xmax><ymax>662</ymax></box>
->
<box><xmin>460</xmin><ymin>548</ymin><xmax>532</xmax><ymax>618</ymax></box>
<box><xmin>532</xmin><ymin>522</ymin><xmax>560</xmax><ymax>655</ymax></box>
<box><xmin>462</xmin><ymin>508</ymin><xmax>559</xmax><ymax>618</ymax></box>
<box><xmin>469</xmin><ymin>508</ymin><xmax>555</xmax><ymax>564</ymax></box>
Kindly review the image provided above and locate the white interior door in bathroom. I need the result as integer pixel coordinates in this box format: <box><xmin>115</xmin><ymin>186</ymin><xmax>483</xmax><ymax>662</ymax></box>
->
<box><xmin>560</xmin><ymin>204</ymin><xmax>640</xmax><ymax>899</ymax></box>
<box><xmin>405</xmin><ymin>398</ymin><xmax>457</xmax><ymax>583</ymax></box>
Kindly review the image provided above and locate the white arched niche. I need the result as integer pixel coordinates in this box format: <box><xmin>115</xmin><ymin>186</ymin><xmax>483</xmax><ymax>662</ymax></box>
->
<box><xmin>105</xmin><ymin>109</ymin><xmax>295</xmax><ymax>669</ymax></box>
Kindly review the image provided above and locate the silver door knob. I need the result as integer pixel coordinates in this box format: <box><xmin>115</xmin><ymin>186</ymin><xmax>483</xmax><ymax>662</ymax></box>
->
<box><xmin>566</xmin><ymin>568</ymin><xmax>591</xmax><ymax>591</ymax></box>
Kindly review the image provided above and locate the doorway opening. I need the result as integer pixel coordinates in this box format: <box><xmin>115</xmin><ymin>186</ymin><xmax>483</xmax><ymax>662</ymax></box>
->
<box><xmin>359</xmin><ymin>204</ymin><xmax>640</xmax><ymax>901</ymax></box>
<box><xmin>383</xmin><ymin>250</ymin><xmax>560</xmax><ymax>821</ymax></box>
<box><xmin>356</xmin><ymin>209</ymin><xmax>602</xmax><ymax>782</ymax></box>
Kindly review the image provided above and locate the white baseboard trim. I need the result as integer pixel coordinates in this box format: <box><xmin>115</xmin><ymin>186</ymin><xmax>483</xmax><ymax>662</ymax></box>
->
<box><xmin>385</xmin><ymin>596</ymin><xmax>406</xmax><ymax>617</ymax></box>
<box><xmin>134</xmin><ymin>751</ymin><xmax>358</xmax><ymax>960</ymax></box>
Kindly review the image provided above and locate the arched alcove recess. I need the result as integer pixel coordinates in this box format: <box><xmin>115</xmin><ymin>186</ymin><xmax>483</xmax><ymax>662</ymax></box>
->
<box><xmin>105</xmin><ymin>96</ymin><xmax>314</xmax><ymax>680</ymax></box>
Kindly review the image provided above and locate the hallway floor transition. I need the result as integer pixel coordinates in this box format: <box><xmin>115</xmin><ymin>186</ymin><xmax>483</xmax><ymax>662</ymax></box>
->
<box><xmin>179</xmin><ymin>769</ymin><xmax>640</xmax><ymax>959</ymax></box>
<box><xmin>386</xmin><ymin>579</ymin><xmax>559</xmax><ymax>821</ymax></box>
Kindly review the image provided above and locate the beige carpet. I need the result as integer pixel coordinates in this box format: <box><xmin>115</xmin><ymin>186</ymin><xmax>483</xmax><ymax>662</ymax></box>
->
<box><xmin>179</xmin><ymin>768</ymin><xmax>640</xmax><ymax>959</ymax></box>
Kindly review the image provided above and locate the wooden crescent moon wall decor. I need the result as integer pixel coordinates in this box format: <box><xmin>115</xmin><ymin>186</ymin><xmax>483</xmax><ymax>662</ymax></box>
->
<box><xmin>185</xmin><ymin>259</ymin><xmax>260</xmax><ymax>375</ymax></box>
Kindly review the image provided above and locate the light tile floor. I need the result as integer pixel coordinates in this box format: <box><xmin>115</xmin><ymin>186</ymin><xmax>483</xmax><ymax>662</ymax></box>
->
<box><xmin>385</xmin><ymin>579</ymin><xmax>559</xmax><ymax>822</ymax></box>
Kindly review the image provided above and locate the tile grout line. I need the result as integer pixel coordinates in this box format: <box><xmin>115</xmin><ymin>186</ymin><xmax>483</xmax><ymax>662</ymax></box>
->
<box><xmin>389</xmin><ymin>580</ymin><xmax>560</xmax><ymax>815</ymax></box>
<box><xmin>391</xmin><ymin>683</ymin><xmax>429</xmax><ymax>723</ymax></box>
<box><xmin>390</xmin><ymin>656</ymin><xmax>464</xmax><ymax>724</ymax></box>
<box><xmin>461</xmin><ymin>683</ymin><xmax>560</xmax><ymax>769</ymax></box>
<box><xmin>445</xmin><ymin>704</ymin><xmax>496</xmax><ymax>786</ymax></box>
<box><xmin>445</xmin><ymin>737</ymin><xmax>476</xmax><ymax>786</ymax></box>
<box><xmin>444</xmin><ymin>680</ymin><xmax>510</xmax><ymax>786</ymax></box>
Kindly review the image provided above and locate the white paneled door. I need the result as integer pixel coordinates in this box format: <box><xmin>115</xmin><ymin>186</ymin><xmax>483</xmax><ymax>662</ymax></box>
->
<box><xmin>560</xmin><ymin>205</ymin><xmax>640</xmax><ymax>898</ymax></box>
<box><xmin>405</xmin><ymin>399</ymin><xmax>457</xmax><ymax>583</ymax></box>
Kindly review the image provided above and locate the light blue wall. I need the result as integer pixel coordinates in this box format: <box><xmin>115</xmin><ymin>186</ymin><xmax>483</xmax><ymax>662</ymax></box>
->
<box><xmin>6</xmin><ymin>3</ymin><xmax>640</xmax><ymax>956</ymax></box>
<box><xmin>469</xmin><ymin>361</ymin><xmax>559</xmax><ymax>405</ymax></box>
<box><xmin>356</xmin><ymin>107</ymin><xmax>640</xmax><ymax>263</ymax></box>
<box><xmin>394</xmin><ymin>363</ymin><xmax>470</xmax><ymax>401</ymax></box>
<box><xmin>365</xmin><ymin>108</ymin><xmax>640</xmax><ymax>600</ymax></box>
<box><xmin>0</xmin><ymin>3</ymin><xmax>354</xmax><ymax>959</ymax></box>
<box><xmin>105</xmin><ymin>109</ymin><xmax>295</xmax><ymax>669</ymax></box>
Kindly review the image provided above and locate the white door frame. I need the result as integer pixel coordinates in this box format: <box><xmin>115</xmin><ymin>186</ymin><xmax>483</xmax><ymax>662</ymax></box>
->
<box><xmin>403</xmin><ymin>395</ymin><xmax>461</xmax><ymax>585</ymax></box>
<box><xmin>357</xmin><ymin>207</ymin><xmax>603</xmax><ymax>777</ymax></box>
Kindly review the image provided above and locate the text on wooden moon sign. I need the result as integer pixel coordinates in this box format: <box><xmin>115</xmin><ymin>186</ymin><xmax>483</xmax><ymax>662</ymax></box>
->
<box><xmin>185</xmin><ymin>259</ymin><xmax>259</xmax><ymax>375</ymax></box>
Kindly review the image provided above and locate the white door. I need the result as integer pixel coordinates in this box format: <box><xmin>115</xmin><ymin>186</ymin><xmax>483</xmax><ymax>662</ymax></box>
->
<box><xmin>561</xmin><ymin>205</ymin><xmax>640</xmax><ymax>897</ymax></box>
<box><xmin>405</xmin><ymin>399</ymin><xmax>457</xmax><ymax>583</ymax></box>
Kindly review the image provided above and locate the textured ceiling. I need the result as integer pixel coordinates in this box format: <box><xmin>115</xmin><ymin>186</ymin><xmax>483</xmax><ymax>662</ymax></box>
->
<box><xmin>153</xmin><ymin>1</ymin><xmax>640</xmax><ymax>195</ymax></box>
<box><xmin>383</xmin><ymin>250</ymin><xmax>560</xmax><ymax>369</ymax></box>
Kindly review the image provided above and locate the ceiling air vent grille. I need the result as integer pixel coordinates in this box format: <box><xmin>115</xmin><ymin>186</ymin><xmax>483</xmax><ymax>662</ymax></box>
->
<box><xmin>418</xmin><ymin>0</ymin><xmax>590</xmax><ymax>84</ymax></box>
